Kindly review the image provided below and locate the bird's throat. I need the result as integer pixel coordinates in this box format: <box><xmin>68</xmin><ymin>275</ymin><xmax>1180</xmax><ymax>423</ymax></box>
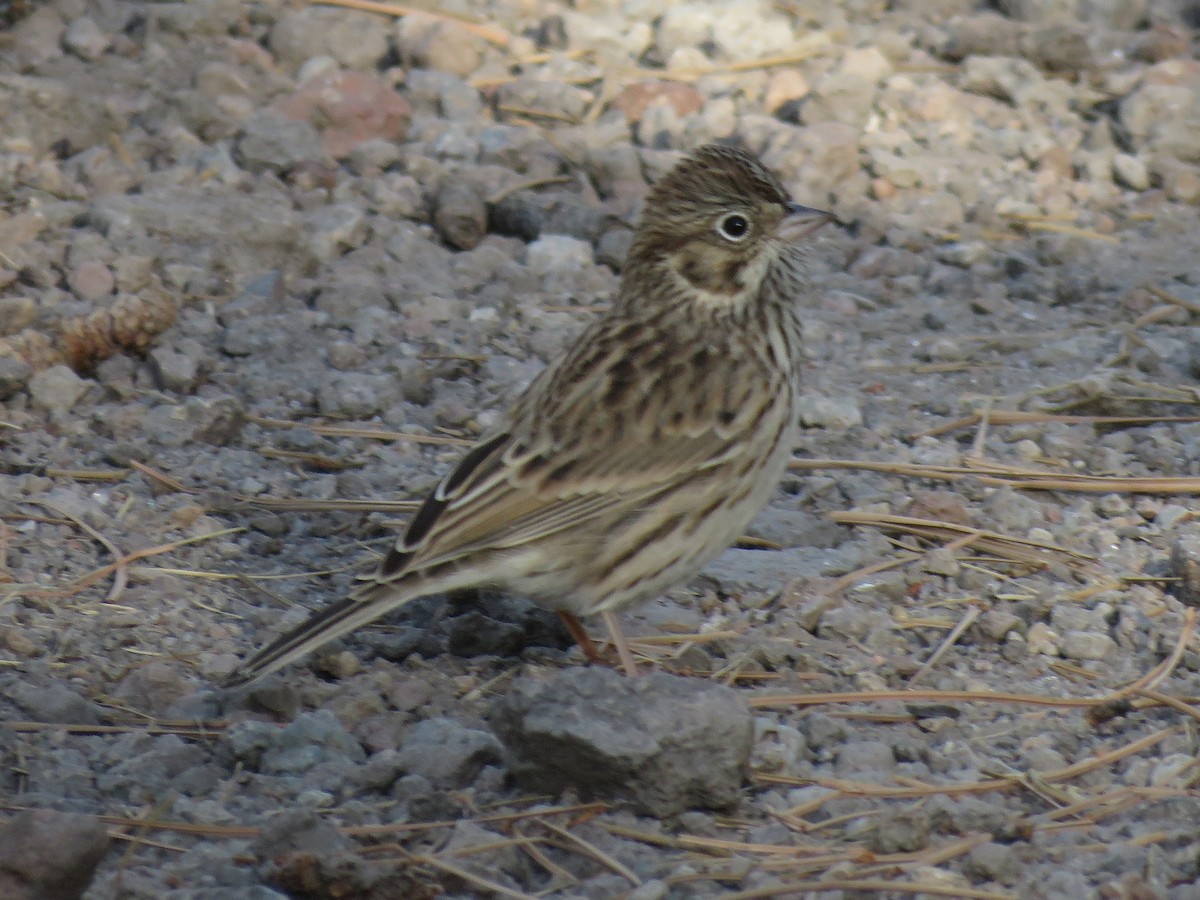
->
<box><xmin>666</xmin><ymin>246</ymin><xmax>772</xmax><ymax>310</ymax></box>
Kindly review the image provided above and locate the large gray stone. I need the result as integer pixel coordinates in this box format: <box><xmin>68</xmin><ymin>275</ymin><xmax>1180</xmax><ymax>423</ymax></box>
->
<box><xmin>0</xmin><ymin>811</ymin><xmax>109</xmax><ymax>900</ymax></box>
<box><xmin>494</xmin><ymin>667</ymin><xmax>752</xmax><ymax>816</ymax></box>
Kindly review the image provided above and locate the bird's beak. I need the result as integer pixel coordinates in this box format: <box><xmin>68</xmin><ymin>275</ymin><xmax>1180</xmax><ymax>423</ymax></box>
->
<box><xmin>779</xmin><ymin>202</ymin><xmax>835</xmax><ymax>242</ymax></box>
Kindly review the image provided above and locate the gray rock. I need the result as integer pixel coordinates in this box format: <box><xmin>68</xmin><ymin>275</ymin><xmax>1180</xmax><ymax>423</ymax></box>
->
<box><xmin>96</xmin><ymin>736</ymin><xmax>208</xmax><ymax>803</ymax></box>
<box><xmin>525</xmin><ymin>234</ymin><xmax>595</xmax><ymax>278</ymax></box>
<box><xmin>269</xmin><ymin>8</ymin><xmax>390</xmax><ymax>73</ymax></box>
<box><xmin>395</xmin><ymin>14</ymin><xmax>487</xmax><ymax>79</ymax></box>
<box><xmin>802</xmin><ymin>48</ymin><xmax>892</xmax><ymax>128</ymax></box>
<box><xmin>28</xmin><ymin>365</ymin><xmax>89</xmax><ymax>414</ymax></box>
<box><xmin>750</xmin><ymin>719</ymin><xmax>808</xmax><ymax>772</ymax></box>
<box><xmin>259</xmin><ymin>710</ymin><xmax>366</xmax><ymax>775</ymax></box>
<box><xmin>404</xmin><ymin>69</ymin><xmax>484</xmax><ymax>121</ymax></box>
<box><xmin>236</xmin><ymin>111</ymin><xmax>326</xmax><ymax>174</ymax></box>
<box><xmin>704</xmin><ymin>546</ymin><xmax>831</xmax><ymax>594</ymax></box>
<box><xmin>1112</xmin><ymin>153</ymin><xmax>1150</xmax><ymax>191</ymax></box>
<box><xmin>998</xmin><ymin>0</ymin><xmax>1147</xmax><ymax>28</ymax></box>
<box><xmin>150</xmin><ymin>345</ymin><xmax>202</xmax><ymax>394</ymax></box>
<box><xmin>1061</xmin><ymin>630</ymin><xmax>1116</xmax><ymax>661</ymax></box>
<box><xmin>965</xmin><ymin>841</ymin><xmax>1020</xmax><ymax>883</ymax></box>
<box><xmin>490</xmin><ymin>190</ymin><xmax>608</xmax><ymax>246</ymax></box>
<box><xmin>90</xmin><ymin>188</ymin><xmax>300</xmax><ymax>274</ymax></box>
<box><xmin>304</xmin><ymin>203</ymin><xmax>368</xmax><ymax>264</ymax></box>
<box><xmin>835</xmin><ymin>740</ymin><xmax>897</xmax><ymax>777</ymax></box>
<box><xmin>961</xmin><ymin>55</ymin><xmax>1043</xmax><ymax>104</ymax></box>
<box><xmin>0</xmin><ymin>810</ymin><xmax>109</xmax><ymax>900</ymax></box>
<box><xmin>313</xmin><ymin>266</ymin><xmax>390</xmax><ymax>326</ymax></box>
<box><xmin>315</xmin><ymin>371</ymin><xmax>399</xmax><ymax>418</ymax></box>
<box><xmin>142</xmin><ymin>396</ymin><xmax>244</xmax><ymax>448</ymax></box>
<box><xmin>495</xmin><ymin>78</ymin><xmax>592</xmax><ymax>124</ymax></box>
<box><xmin>795</xmin><ymin>394</ymin><xmax>863</xmax><ymax>429</ymax></box>
<box><xmin>868</xmin><ymin>805</ymin><xmax>930</xmax><ymax>853</ymax></box>
<box><xmin>114</xmin><ymin>657</ymin><xmax>196</xmax><ymax>715</ymax></box>
<box><xmin>922</xmin><ymin>547</ymin><xmax>961</xmax><ymax>577</ymax></box>
<box><xmin>0</xmin><ymin>355</ymin><xmax>33</xmax><ymax>400</ymax></box>
<box><xmin>494</xmin><ymin>667</ymin><xmax>753</xmax><ymax>816</ymax></box>
<box><xmin>1122</xmin><ymin>83</ymin><xmax>1200</xmax><ymax>164</ymax></box>
<box><xmin>251</xmin><ymin>809</ymin><xmax>350</xmax><ymax>860</ymax></box>
<box><xmin>393</xmin><ymin>717</ymin><xmax>503</xmax><ymax>788</ymax></box>
<box><xmin>433</xmin><ymin>180</ymin><xmax>488</xmax><ymax>250</ymax></box>
<box><xmin>8</xmin><ymin>680</ymin><xmax>101</xmax><ymax>724</ymax></box>
<box><xmin>977</xmin><ymin>610</ymin><xmax>1023</xmax><ymax>642</ymax></box>
<box><xmin>62</xmin><ymin>16</ymin><xmax>109</xmax><ymax>61</ymax></box>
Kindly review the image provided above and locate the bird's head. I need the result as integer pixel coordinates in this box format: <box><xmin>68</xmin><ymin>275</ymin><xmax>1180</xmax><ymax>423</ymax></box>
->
<box><xmin>624</xmin><ymin>144</ymin><xmax>832</xmax><ymax>310</ymax></box>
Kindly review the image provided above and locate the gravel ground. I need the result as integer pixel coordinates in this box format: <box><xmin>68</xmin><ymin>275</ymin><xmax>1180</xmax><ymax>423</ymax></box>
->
<box><xmin>2</xmin><ymin>0</ymin><xmax>1200</xmax><ymax>897</ymax></box>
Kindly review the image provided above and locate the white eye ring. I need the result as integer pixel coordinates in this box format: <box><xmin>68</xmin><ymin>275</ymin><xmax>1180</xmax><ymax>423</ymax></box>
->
<box><xmin>716</xmin><ymin>213</ymin><xmax>751</xmax><ymax>242</ymax></box>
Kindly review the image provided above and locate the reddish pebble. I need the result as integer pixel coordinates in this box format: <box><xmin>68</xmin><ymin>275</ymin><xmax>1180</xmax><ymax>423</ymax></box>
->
<box><xmin>66</xmin><ymin>260</ymin><xmax>115</xmax><ymax>301</ymax></box>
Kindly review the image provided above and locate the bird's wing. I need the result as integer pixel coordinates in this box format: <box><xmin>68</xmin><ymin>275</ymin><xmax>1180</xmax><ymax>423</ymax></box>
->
<box><xmin>365</xmin><ymin>318</ymin><xmax>779</xmax><ymax>586</ymax></box>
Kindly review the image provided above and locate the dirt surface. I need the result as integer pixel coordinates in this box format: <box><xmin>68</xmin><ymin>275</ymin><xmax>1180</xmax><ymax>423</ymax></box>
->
<box><xmin>2</xmin><ymin>0</ymin><xmax>1200</xmax><ymax>897</ymax></box>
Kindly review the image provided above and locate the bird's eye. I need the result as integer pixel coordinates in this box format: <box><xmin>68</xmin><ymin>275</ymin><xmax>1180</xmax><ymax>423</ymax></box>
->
<box><xmin>716</xmin><ymin>213</ymin><xmax>750</xmax><ymax>242</ymax></box>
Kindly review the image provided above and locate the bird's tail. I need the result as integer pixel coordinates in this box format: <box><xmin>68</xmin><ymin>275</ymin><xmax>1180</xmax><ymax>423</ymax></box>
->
<box><xmin>221</xmin><ymin>579</ymin><xmax>423</xmax><ymax>689</ymax></box>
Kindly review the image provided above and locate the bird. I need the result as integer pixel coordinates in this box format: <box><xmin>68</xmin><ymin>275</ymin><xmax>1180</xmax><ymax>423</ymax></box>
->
<box><xmin>224</xmin><ymin>143</ymin><xmax>833</xmax><ymax>687</ymax></box>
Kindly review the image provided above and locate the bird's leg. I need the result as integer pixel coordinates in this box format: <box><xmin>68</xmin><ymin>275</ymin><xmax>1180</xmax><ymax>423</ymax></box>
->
<box><xmin>602</xmin><ymin>610</ymin><xmax>641</xmax><ymax>677</ymax></box>
<box><xmin>556</xmin><ymin>611</ymin><xmax>606</xmax><ymax>664</ymax></box>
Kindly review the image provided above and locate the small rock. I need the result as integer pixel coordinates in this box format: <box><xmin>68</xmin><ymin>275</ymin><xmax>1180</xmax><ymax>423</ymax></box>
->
<box><xmin>795</xmin><ymin>395</ymin><xmax>863</xmax><ymax>429</ymax></box>
<box><xmin>717</xmin><ymin>1</ymin><xmax>818</xmax><ymax>58</ymax></box>
<box><xmin>149</xmin><ymin>346</ymin><xmax>202</xmax><ymax>394</ymax></box>
<box><xmin>268</xmin><ymin>7</ymin><xmax>390</xmax><ymax>72</ymax></box>
<box><xmin>433</xmin><ymin>181</ymin><xmax>488</xmax><ymax>250</ymax></box>
<box><xmin>259</xmin><ymin>710</ymin><xmax>366</xmax><ymax>775</ymax></box>
<box><xmin>494</xmin><ymin>667</ymin><xmax>753</xmax><ymax>816</ymax></box>
<box><xmin>272</xmin><ymin>71</ymin><xmax>412</xmax><ymax>159</ymax></box>
<box><xmin>977</xmin><ymin>610</ymin><xmax>1023</xmax><ymax>641</ymax></box>
<box><xmin>611</xmin><ymin>80</ymin><xmax>704</xmax><ymax>124</ymax></box>
<box><xmin>1121</xmin><ymin>81</ymin><xmax>1200</xmax><ymax>164</ymax></box>
<box><xmin>0</xmin><ymin>356</ymin><xmax>33</xmax><ymax>400</ymax></box>
<box><xmin>66</xmin><ymin>260</ymin><xmax>115</xmax><ymax>301</ymax></box>
<box><xmin>315</xmin><ymin>372</ymin><xmax>398</xmax><ymax>418</ymax></box>
<box><xmin>525</xmin><ymin>234</ymin><xmax>594</xmax><ymax>277</ymax></box>
<box><xmin>835</xmin><ymin>740</ymin><xmax>897</xmax><ymax>777</ymax></box>
<box><xmin>96</xmin><ymin>735</ymin><xmax>208</xmax><ymax>803</ymax></box>
<box><xmin>1112</xmin><ymin>153</ymin><xmax>1150</xmax><ymax>191</ymax></box>
<box><xmin>112</xmin><ymin>661</ymin><xmax>195</xmax><ymax>716</ymax></box>
<box><xmin>936</xmin><ymin>242</ymin><xmax>990</xmax><ymax>267</ymax></box>
<box><xmin>905</xmin><ymin>491</ymin><xmax>975</xmax><ymax>527</ymax></box>
<box><xmin>1061</xmin><ymin>630</ymin><xmax>1115</xmax><ymax>661</ymax></box>
<box><xmin>395</xmin><ymin>12</ymin><xmax>487</xmax><ymax>79</ymax></box>
<box><xmin>1094</xmin><ymin>493</ymin><xmax>1130</xmax><ymax>518</ymax></box>
<box><xmin>393</xmin><ymin>717</ymin><xmax>503</xmax><ymax>788</ymax></box>
<box><xmin>1158</xmin><ymin>160</ymin><xmax>1200</xmax><ymax>204</ymax></box>
<box><xmin>921</xmin><ymin>547</ymin><xmax>961</xmax><ymax>577</ymax></box>
<box><xmin>0</xmin><ymin>810</ymin><xmax>109</xmax><ymax>900</ymax></box>
<box><xmin>304</xmin><ymin>203</ymin><xmax>368</xmax><ymax>263</ymax></box>
<box><xmin>1149</xmin><ymin>753</ymin><xmax>1196</xmax><ymax>787</ymax></box>
<box><xmin>495</xmin><ymin>78</ymin><xmax>592</xmax><ymax>124</ymax></box>
<box><xmin>750</xmin><ymin>719</ymin><xmax>807</xmax><ymax>772</ymax></box>
<box><xmin>236</xmin><ymin>111</ymin><xmax>326</xmax><ymax>174</ymax></box>
<box><xmin>764</xmin><ymin>69</ymin><xmax>809</xmax><ymax>117</ymax></box>
<box><xmin>251</xmin><ymin>809</ymin><xmax>350</xmax><ymax>860</ymax></box>
<box><xmin>1013</xmin><ymin>438</ymin><xmax>1041</xmax><ymax>461</ymax></box>
<box><xmin>998</xmin><ymin>0</ymin><xmax>1147</xmax><ymax>29</ymax></box>
<box><xmin>28</xmin><ymin>365</ymin><xmax>90</xmax><ymax>414</ymax></box>
<box><xmin>868</xmin><ymin>806</ymin><xmax>930</xmax><ymax>853</ymax></box>
<box><xmin>8</xmin><ymin>680</ymin><xmax>101</xmax><ymax>724</ymax></box>
<box><xmin>961</xmin><ymin>55</ymin><xmax>1042</xmax><ymax>104</ymax></box>
<box><xmin>1026</xmin><ymin>622</ymin><xmax>1061</xmax><ymax>655</ymax></box>
<box><xmin>62</xmin><ymin>16</ymin><xmax>109</xmax><ymax>61</ymax></box>
<box><xmin>965</xmin><ymin>841</ymin><xmax>1019</xmax><ymax>883</ymax></box>
<box><xmin>0</xmin><ymin>298</ymin><xmax>37</xmax><ymax>335</ymax></box>
<box><xmin>803</xmin><ymin>47</ymin><xmax>892</xmax><ymax>127</ymax></box>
